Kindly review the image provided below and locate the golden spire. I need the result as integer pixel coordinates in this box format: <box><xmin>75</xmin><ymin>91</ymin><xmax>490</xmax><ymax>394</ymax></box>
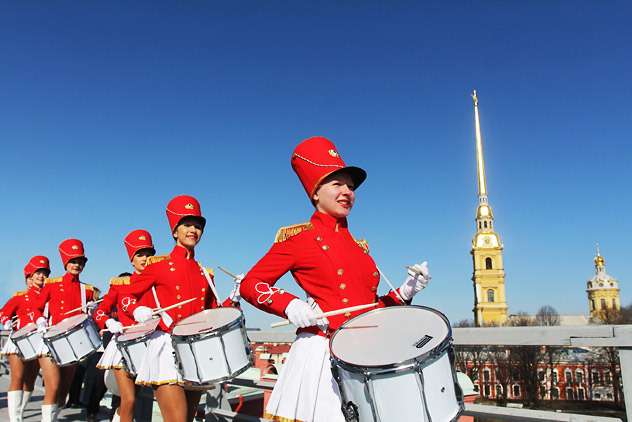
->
<box><xmin>472</xmin><ymin>90</ymin><xmax>487</xmax><ymax>201</ymax></box>
<box><xmin>595</xmin><ymin>244</ymin><xmax>605</xmax><ymax>266</ymax></box>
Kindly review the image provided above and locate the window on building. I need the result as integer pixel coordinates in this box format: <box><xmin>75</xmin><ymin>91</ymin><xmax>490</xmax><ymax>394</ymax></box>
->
<box><xmin>595</xmin><ymin>393</ymin><xmax>601</xmax><ymax>399</ymax></box>
<box><xmin>613</xmin><ymin>299</ymin><xmax>617</xmax><ymax>309</ymax></box>
<box><xmin>588</xmin><ymin>282</ymin><xmax>593</xmax><ymax>288</ymax></box>
<box><xmin>592</xmin><ymin>371</ymin><xmax>600</xmax><ymax>384</ymax></box>
<box><xmin>576</xmin><ymin>371</ymin><xmax>584</xmax><ymax>384</ymax></box>
<box><xmin>484</xmin><ymin>221</ymin><xmax>488</xmax><ymax>228</ymax></box>
<box><xmin>601</xmin><ymin>298</ymin><xmax>606</xmax><ymax>309</ymax></box>
<box><xmin>567</xmin><ymin>388</ymin><xmax>575</xmax><ymax>400</ymax></box>
<box><xmin>578</xmin><ymin>389</ymin><xmax>585</xmax><ymax>400</ymax></box>
<box><xmin>484</xmin><ymin>384</ymin><xmax>491</xmax><ymax>397</ymax></box>
<box><xmin>487</xmin><ymin>289</ymin><xmax>495</xmax><ymax>302</ymax></box>
<box><xmin>591</xmin><ymin>299</ymin><xmax>595</xmax><ymax>310</ymax></box>
<box><xmin>513</xmin><ymin>385</ymin><xmax>520</xmax><ymax>397</ymax></box>
<box><xmin>539</xmin><ymin>385</ymin><xmax>546</xmax><ymax>398</ymax></box>
<box><xmin>484</xmin><ymin>369</ymin><xmax>490</xmax><ymax>382</ymax></box>
<box><xmin>604</xmin><ymin>371</ymin><xmax>612</xmax><ymax>385</ymax></box>
<box><xmin>538</xmin><ymin>371</ymin><xmax>545</xmax><ymax>382</ymax></box>
<box><xmin>479</xmin><ymin>222</ymin><xmax>481</xmax><ymax>229</ymax></box>
<box><xmin>552</xmin><ymin>371</ymin><xmax>558</xmax><ymax>384</ymax></box>
<box><xmin>485</xmin><ymin>257</ymin><xmax>493</xmax><ymax>269</ymax></box>
<box><xmin>496</xmin><ymin>385</ymin><xmax>502</xmax><ymax>397</ymax></box>
<box><xmin>552</xmin><ymin>388</ymin><xmax>559</xmax><ymax>399</ymax></box>
<box><xmin>607</xmin><ymin>393</ymin><xmax>613</xmax><ymax>400</ymax></box>
<box><xmin>565</xmin><ymin>371</ymin><xmax>572</xmax><ymax>384</ymax></box>
<box><xmin>471</xmin><ymin>368</ymin><xmax>478</xmax><ymax>380</ymax></box>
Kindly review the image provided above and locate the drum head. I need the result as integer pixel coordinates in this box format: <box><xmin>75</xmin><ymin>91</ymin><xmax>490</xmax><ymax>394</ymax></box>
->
<box><xmin>330</xmin><ymin>306</ymin><xmax>450</xmax><ymax>367</ymax></box>
<box><xmin>172</xmin><ymin>307</ymin><xmax>242</xmax><ymax>336</ymax></box>
<box><xmin>11</xmin><ymin>323</ymin><xmax>37</xmax><ymax>340</ymax></box>
<box><xmin>44</xmin><ymin>314</ymin><xmax>88</xmax><ymax>338</ymax></box>
<box><xmin>118</xmin><ymin>318</ymin><xmax>160</xmax><ymax>342</ymax></box>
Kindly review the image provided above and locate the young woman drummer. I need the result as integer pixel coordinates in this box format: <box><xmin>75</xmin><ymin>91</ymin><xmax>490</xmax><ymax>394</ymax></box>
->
<box><xmin>92</xmin><ymin>229</ymin><xmax>156</xmax><ymax>422</ymax></box>
<box><xmin>239</xmin><ymin>137</ymin><xmax>431</xmax><ymax>422</ymax></box>
<box><xmin>0</xmin><ymin>256</ymin><xmax>51</xmax><ymax>422</ymax></box>
<box><xmin>119</xmin><ymin>195</ymin><xmax>241</xmax><ymax>422</ymax></box>
<box><xmin>34</xmin><ymin>239</ymin><xmax>99</xmax><ymax>422</ymax></box>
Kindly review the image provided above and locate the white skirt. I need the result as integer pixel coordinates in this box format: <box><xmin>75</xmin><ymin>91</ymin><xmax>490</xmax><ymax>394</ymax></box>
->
<box><xmin>96</xmin><ymin>338</ymin><xmax>123</xmax><ymax>370</ymax></box>
<box><xmin>264</xmin><ymin>332</ymin><xmax>345</xmax><ymax>422</ymax></box>
<box><xmin>0</xmin><ymin>336</ymin><xmax>18</xmax><ymax>355</ymax></box>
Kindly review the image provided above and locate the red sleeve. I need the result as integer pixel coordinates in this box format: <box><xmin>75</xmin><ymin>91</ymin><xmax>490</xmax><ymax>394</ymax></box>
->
<box><xmin>93</xmin><ymin>286</ymin><xmax>118</xmax><ymax>329</ymax></box>
<box><xmin>33</xmin><ymin>284</ymin><xmax>51</xmax><ymax>314</ymax></box>
<box><xmin>0</xmin><ymin>296</ymin><xmax>18</xmax><ymax>325</ymax></box>
<box><xmin>240</xmin><ymin>240</ymin><xmax>300</xmax><ymax>319</ymax></box>
<box><xmin>119</xmin><ymin>265</ymin><xmax>157</xmax><ymax>318</ymax></box>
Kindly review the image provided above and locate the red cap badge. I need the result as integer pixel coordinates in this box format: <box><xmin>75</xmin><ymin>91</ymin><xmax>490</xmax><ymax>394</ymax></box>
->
<box><xmin>24</xmin><ymin>255</ymin><xmax>50</xmax><ymax>279</ymax></box>
<box><xmin>166</xmin><ymin>195</ymin><xmax>206</xmax><ymax>232</ymax></box>
<box><xmin>291</xmin><ymin>137</ymin><xmax>366</xmax><ymax>200</ymax></box>
<box><xmin>124</xmin><ymin>229</ymin><xmax>156</xmax><ymax>261</ymax></box>
<box><xmin>59</xmin><ymin>239</ymin><xmax>88</xmax><ymax>267</ymax></box>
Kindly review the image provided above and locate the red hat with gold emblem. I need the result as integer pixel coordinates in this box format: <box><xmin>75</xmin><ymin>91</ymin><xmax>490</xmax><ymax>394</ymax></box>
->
<box><xmin>24</xmin><ymin>255</ymin><xmax>51</xmax><ymax>280</ymax></box>
<box><xmin>291</xmin><ymin>137</ymin><xmax>366</xmax><ymax>200</ymax></box>
<box><xmin>59</xmin><ymin>239</ymin><xmax>88</xmax><ymax>267</ymax></box>
<box><xmin>124</xmin><ymin>229</ymin><xmax>156</xmax><ymax>261</ymax></box>
<box><xmin>166</xmin><ymin>195</ymin><xmax>206</xmax><ymax>232</ymax></box>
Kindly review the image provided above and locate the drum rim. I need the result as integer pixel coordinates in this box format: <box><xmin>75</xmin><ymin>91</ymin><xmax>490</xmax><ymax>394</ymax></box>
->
<box><xmin>117</xmin><ymin>318</ymin><xmax>161</xmax><ymax>343</ymax></box>
<box><xmin>171</xmin><ymin>307</ymin><xmax>245</xmax><ymax>338</ymax></box>
<box><xmin>43</xmin><ymin>314</ymin><xmax>90</xmax><ymax>339</ymax></box>
<box><xmin>329</xmin><ymin>305</ymin><xmax>453</xmax><ymax>369</ymax></box>
<box><xmin>10</xmin><ymin>323</ymin><xmax>38</xmax><ymax>340</ymax></box>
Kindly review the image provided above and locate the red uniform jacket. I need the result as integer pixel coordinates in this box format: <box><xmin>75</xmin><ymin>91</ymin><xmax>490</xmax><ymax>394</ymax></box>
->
<box><xmin>240</xmin><ymin>211</ymin><xmax>404</xmax><ymax>335</ymax></box>
<box><xmin>119</xmin><ymin>245</ymin><xmax>233</xmax><ymax>333</ymax></box>
<box><xmin>93</xmin><ymin>273</ymin><xmax>157</xmax><ymax>330</ymax></box>
<box><xmin>36</xmin><ymin>273</ymin><xmax>99</xmax><ymax>325</ymax></box>
<box><xmin>0</xmin><ymin>286</ymin><xmax>45</xmax><ymax>329</ymax></box>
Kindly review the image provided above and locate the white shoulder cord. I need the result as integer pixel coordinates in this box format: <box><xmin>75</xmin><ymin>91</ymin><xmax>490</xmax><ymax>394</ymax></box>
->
<box><xmin>201</xmin><ymin>266</ymin><xmax>222</xmax><ymax>307</ymax></box>
<box><xmin>151</xmin><ymin>287</ymin><xmax>173</xmax><ymax>327</ymax></box>
<box><xmin>80</xmin><ymin>284</ymin><xmax>87</xmax><ymax>313</ymax></box>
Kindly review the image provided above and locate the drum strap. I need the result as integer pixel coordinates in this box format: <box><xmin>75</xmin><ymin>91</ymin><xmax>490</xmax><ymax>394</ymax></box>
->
<box><xmin>201</xmin><ymin>266</ymin><xmax>222</xmax><ymax>307</ymax></box>
<box><xmin>80</xmin><ymin>284</ymin><xmax>87</xmax><ymax>312</ymax></box>
<box><xmin>151</xmin><ymin>287</ymin><xmax>174</xmax><ymax>328</ymax></box>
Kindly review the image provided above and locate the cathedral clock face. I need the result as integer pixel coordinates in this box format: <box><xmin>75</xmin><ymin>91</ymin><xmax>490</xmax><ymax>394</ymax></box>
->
<box><xmin>484</xmin><ymin>236</ymin><xmax>491</xmax><ymax>245</ymax></box>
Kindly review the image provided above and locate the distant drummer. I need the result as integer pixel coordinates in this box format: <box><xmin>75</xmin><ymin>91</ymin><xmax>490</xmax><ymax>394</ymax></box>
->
<box><xmin>93</xmin><ymin>229</ymin><xmax>157</xmax><ymax>422</ymax></box>
<box><xmin>0</xmin><ymin>256</ymin><xmax>53</xmax><ymax>422</ymax></box>
<box><xmin>119</xmin><ymin>195</ymin><xmax>241</xmax><ymax>422</ymax></box>
<box><xmin>34</xmin><ymin>239</ymin><xmax>100</xmax><ymax>422</ymax></box>
<box><xmin>239</xmin><ymin>137</ymin><xmax>431</xmax><ymax>422</ymax></box>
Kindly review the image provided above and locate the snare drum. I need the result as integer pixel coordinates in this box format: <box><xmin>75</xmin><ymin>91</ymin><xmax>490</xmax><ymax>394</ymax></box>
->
<box><xmin>10</xmin><ymin>323</ymin><xmax>42</xmax><ymax>361</ymax></box>
<box><xmin>171</xmin><ymin>307</ymin><xmax>253</xmax><ymax>385</ymax></box>
<box><xmin>117</xmin><ymin>318</ymin><xmax>160</xmax><ymax>375</ymax></box>
<box><xmin>43</xmin><ymin>314</ymin><xmax>101</xmax><ymax>366</ymax></box>
<box><xmin>330</xmin><ymin>306</ymin><xmax>464</xmax><ymax>422</ymax></box>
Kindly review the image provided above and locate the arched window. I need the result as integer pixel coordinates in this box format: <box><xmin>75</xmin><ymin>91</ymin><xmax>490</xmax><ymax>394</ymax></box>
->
<box><xmin>484</xmin><ymin>221</ymin><xmax>488</xmax><ymax>228</ymax></box>
<box><xmin>485</xmin><ymin>257</ymin><xmax>493</xmax><ymax>269</ymax></box>
<box><xmin>601</xmin><ymin>298</ymin><xmax>606</xmax><ymax>309</ymax></box>
<box><xmin>487</xmin><ymin>289</ymin><xmax>495</xmax><ymax>302</ymax></box>
<box><xmin>479</xmin><ymin>222</ymin><xmax>482</xmax><ymax>229</ymax></box>
<box><xmin>613</xmin><ymin>299</ymin><xmax>617</xmax><ymax>310</ymax></box>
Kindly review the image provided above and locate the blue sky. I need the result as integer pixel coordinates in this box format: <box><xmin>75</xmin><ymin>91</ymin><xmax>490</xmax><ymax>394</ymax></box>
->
<box><xmin>1</xmin><ymin>1</ymin><xmax>630</xmax><ymax>329</ymax></box>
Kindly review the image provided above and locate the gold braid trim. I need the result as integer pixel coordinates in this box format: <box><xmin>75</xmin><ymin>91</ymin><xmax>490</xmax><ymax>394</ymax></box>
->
<box><xmin>353</xmin><ymin>237</ymin><xmax>370</xmax><ymax>253</ymax></box>
<box><xmin>146</xmin><ymin>254</ymin><xmax>171</xmax><ymax>266</ymax></box>
<box><xmin>13</xmin><ymin>290</ymin><xmax>28</xmax><ymax>297</ymax></box>
<box><xmin>44</xmin><ymin>277</ymin><xmax>63</xmax><ymax>285</ymax></box>
<box><xmin>274</xmin><ymin>222</ymin><xmax>314</xmax><ymax>243</ymax></box>
<box><xmin>110</xmin><ymin>276</ymin><xmax>131</xmax><ymax>286</ymax></box>
<box><xmin>197</xmin><ymin>263</ymin><xmax>214</xmax><ymax>276</ymax></box>
<box><xmin>263</xmin><ymin>412</ymin><xmax>308</xmax><ymax>422</ymax></box>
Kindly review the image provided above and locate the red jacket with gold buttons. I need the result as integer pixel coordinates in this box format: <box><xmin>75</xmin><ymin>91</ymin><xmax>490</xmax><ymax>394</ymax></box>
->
<box><xmin>240</xmin><ymin>211</ymin><xmax>403</xmax><ymax>335</ymax></box>
<box><xmin>36</xmin><ymin>273</ymin><xmax>99</xmax><ymax>325</ymax></box>
<box><xmin>0</xmin><ymin>286</ymin><xmax>45</xmax><ymax>329</ymax></box>
<box><xmin>119</xmin><ymin>245</ymin><xmax>233</xmax><ymax>333</ymax></box>
<box><xmin>93</xmin><ymin>273</ymin><xmax>157</xmax><ymax>330</ymax></box>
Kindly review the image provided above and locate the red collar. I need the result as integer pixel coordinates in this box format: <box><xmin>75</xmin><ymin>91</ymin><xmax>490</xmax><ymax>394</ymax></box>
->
<box><xmin>62</xmin><ymin>272</ymin><xmax>80</xmax><ymax>283</ymax></box>
<box><xmin>171</xmin><ymin>244</ymin><xmax>195</xmax><ymax>260</ymax></box>
<box><xmin>311</xmin><ymin>211</ymin><xmax>349</xmax><ymax>231</ymax></box>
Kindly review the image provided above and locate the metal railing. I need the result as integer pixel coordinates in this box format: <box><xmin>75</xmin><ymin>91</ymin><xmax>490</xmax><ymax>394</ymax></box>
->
<box><xmin>208</xmin><ymin>327</ymin><xmax>631</xmax><ymax>421</ymax></box>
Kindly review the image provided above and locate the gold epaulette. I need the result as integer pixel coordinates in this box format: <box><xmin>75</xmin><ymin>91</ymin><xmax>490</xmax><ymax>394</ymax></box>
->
<box><xmin>274</xmin><ymin>222</ymin><xmax>314</xmax><ymax>243</ymax></box>
<box><xmin>45</xmin><ymin>277</ymin><xmax>63</xmax><ymax>285</ymax></box>
<box><xmin>13</xmin><ymin>290</ymin><xmax>27</xmax><ymax>297</ymax></box>
<box><xmin>146</xmin><ymin>254</ymin><xmax>171</xmax><ymax>266</ymax></box>
<box><xmin>197</xmin><ymin>264</ymin><xmax>214</xmax><ymax>276</ymax></box>
<box><xmin>354</xmin><ymin>238</ymin><xmax>370</xmax><ymax>253</ymax></box>
<box><xmin>110</xmin><ymin>276</ymin><xmax>131</xmax><ymax>286</ymax></box>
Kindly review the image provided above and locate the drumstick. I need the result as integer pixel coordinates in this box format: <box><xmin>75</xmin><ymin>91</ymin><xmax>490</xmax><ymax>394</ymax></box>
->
<box><xmin>376</xmin><ymin>266</ymin><xmax>406</xmax><ymax>305</ymax></box>
<box><xmin>217</xmin><ymin>266</ymin><xmax>243</xmax><ymax>280</ymax></box>
<box><xmin>62</xmin><ymin>298</ymin><xmax>104</xmax><ymax>315</ymax></box>
<box><xmin>151</xmin><ymin>297</ymin><xmax>197</xmax><ymax>316</ymax></box>
<box><xmin>406</xmin><ymin>265</ymin><xmax>432</xmax><ymax>280</ymax></box>
<box><xmin>270</xmin><ymin>302</ymin><xmax>378</xmax><ymax>328</ymax></box>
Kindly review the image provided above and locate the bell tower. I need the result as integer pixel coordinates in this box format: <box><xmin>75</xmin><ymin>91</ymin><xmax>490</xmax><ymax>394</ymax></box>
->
<box><xmin>470</xmin><ymin>91</ymin><xmax>508</xmax><ymax>326</ymax></box>
<box><xmin>587</xmin><ymin>246</ymin><xmax>620</xmax><ymax>320</ymax></box>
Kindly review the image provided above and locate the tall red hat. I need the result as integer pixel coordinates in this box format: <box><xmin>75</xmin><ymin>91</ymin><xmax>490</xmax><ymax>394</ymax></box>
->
<box><xmin>166</xmin><ymin>195</ymin><xmax>206</xmax><ymax>232</ymax></box>
<box><xmin>124</xmin><ymin>229</ymin><xmax>156</xmax><ymax>261</ymax></box>
<box><xmin>291</xmin><ymin>137</ymin><xmax>366</xmax><ymax>199</ymax></box>
<box><xmin>59</xmin><ymin>239</ymin><xmax>88</xmax><ymax>267</ymax></box>
<box><xmin>24</xmin><ymin>255</ymin><xmax>50</xmax><ymax>280</ymax></box>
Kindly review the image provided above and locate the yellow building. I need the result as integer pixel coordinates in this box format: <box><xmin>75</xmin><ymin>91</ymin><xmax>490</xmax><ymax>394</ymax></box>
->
<box><xmin>470</xmin><ymin>91</ymin><xmax>508</xmax><ymax>326</ymax></box>
<box><xmin>587</xmin><ymin>248</ymin><xmax>620</xmax><ymax>320</ymax></box>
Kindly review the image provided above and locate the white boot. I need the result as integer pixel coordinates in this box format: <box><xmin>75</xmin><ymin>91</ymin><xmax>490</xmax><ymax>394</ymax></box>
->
<box><xmin>7</xmin><ymin>390</ymin><xmax>23</xmax><ymax>422</ymax></box>
<box><xmin>111</xmin><ymin>409</ymin><xmax>121</xmax><ymax>422</ymax></box>
<box><xmin>19</xmin><ymin>391</ymin><xmax>32</xmax><ymax>419</ymax></box>
<box><xmin>41</xmin><ymin>404</ymin><xmax>58</xmax><ymax>422</ymax></box>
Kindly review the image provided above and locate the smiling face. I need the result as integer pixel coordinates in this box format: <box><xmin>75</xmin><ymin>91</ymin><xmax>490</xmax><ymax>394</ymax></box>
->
<box><xmin>173</xmin><ymin>216</ymin><xmax>204</xmax><ymax>251</ymax></box>
<box><xmin>30</xmin><ymin>268</ymin><xmax>50</xmax><ymax>288</ymax></box>
<box><xmin>65</xmin><ymin>257</ymin><xmax>87</xmax><ymax>276</ymax></box>
<box><xmin>131</xmin><ymin>248</ymin><xmax>155</xmax><ymax>274</ymax></box>
<box><xmin>312</xmin><ymin>172</ymin><xmax>356</xmax><ymax>219</ymax></box>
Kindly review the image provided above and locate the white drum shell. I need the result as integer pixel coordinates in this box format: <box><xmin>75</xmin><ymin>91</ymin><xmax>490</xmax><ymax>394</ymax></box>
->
<box><xmin>330</xmin><ymin>306</ymin><xmax>464</xmax><ymax>422</ymax></box>
<box><xmin>44</xmin><ymin>315</ymin><xmax>101</xmax><ymax>367</ymax></box>
<box><xmin>11</xmin><ymin>323</ymin><xmax>42</xmax><ymax>361</ymax></box>
<box><xmin>171</xmin><ymin>308</ymin><xmax>253</xmax><ymax>385</ymax></box>
<box><xmin>117</xmin><ymin>319</ymin><xmax>160</xmax><ymax>376</ymax></box>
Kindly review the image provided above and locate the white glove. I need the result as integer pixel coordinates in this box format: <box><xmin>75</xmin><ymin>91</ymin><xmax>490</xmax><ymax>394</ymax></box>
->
<box><xmin>284</xmin><ymin>299</ymin><xmax>318</xmax><ymax>328</ymax></box>
<box><xmin>307</xmin><ymin>296</ymin><xmax>329</xmax><ymax>333</ymax></box>
<box><xmin>3</xmin><ymin>321</ymin><xmax>12</xmax><ymax>330</ymax></box>
<box><xmin>86</xmin><ymin>301</ymin><xmax>98</xmax><ymax>317</ymax></box>
<box><xmin>105</xmin><ymin>318</ymin><xmax>124</xmax><ymax>334</ymax></box>
<box><xmin>399</xmin><ymin>261</ymin><xmax>431</xmax><ymax>301</ymax></box>
<box><xmin>133</xmin><ymin>306</ymin><xmax>153</xmax><ymax>323</ymax></box>
<box><xmin>229</xmin><ymin>274</ymin><xmax>243</xmax><ymax>303</ymax></box>
<box><xmin>36</xmin><ymin>317</ymin><xmax>48</xmax><ymax>333</ymax></box>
